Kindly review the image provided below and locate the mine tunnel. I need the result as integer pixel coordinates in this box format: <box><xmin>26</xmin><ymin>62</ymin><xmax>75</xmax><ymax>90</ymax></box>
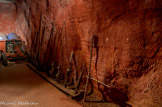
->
<box><xmin>0</xmin><ymin>0</ymin><xmax>161</xmax><ymax>107</ymax></box>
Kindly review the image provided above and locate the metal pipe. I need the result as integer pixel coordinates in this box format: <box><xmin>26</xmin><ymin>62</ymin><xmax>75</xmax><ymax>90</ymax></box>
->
<box><xmin>89</xmin><ymin>77</ymin><xmax>110</xmax><ymax>88</ymax></box>
<box><xmin>0</xmin><ymin>0</ymin><xmax>15</xmax><ymax>3</ymax></box>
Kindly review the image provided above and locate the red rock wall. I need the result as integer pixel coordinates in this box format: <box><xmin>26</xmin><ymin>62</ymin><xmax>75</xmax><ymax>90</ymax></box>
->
<box><xmin>17</xmin><ymin>0</ymin><xmax>162</xmax><ymax>106</ymax></box>
<box><xmin>0</xmin><ymin>2</ymin><xmax>28</xmax><ymax>44</ymax></box>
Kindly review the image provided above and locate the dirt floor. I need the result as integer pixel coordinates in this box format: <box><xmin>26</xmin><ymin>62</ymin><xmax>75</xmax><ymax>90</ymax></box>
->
<box><xmin>0</xmin><ymin>63</ymin><xmax>81</xmax><ymax>107</ymax></box>
<box><xmin>0</xmin><ymin>62</ymin><xmax>121</xmax><ymax>107</ymax></box>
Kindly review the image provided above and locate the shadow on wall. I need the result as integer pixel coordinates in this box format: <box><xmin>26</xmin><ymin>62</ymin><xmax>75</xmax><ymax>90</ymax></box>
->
<box><xmin>108</xmin><ymin>88</ymin><xmax>131</xmax><ymax>107</ymax></box>
<box><xmin>99</xmin><ymin>85</ymin><xmax>132</xmax><ymax>107</ymax></box>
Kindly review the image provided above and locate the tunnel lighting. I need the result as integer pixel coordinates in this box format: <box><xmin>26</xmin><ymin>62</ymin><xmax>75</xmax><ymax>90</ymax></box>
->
<box><xmin>0</xmin><ymin>0</ymin><xmax>15</xmax><ymax>3</ymax></box>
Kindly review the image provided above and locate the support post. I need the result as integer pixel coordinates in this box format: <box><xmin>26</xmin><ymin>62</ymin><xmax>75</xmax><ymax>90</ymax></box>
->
<box><xmin>83</xmin><ymin>35</ymin><xmax>94</xmax><ymax>103</ymax></box>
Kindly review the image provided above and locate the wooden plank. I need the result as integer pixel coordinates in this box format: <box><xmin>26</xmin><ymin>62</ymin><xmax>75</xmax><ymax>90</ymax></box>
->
<box><xmin>27</xmin><ymin>63</ymin><xmax>83</xmax><ymax>98</ymax></box>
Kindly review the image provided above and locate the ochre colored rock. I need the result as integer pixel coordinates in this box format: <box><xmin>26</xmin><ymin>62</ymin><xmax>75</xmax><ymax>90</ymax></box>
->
<box><xmin>0</xmin><ymin>3</ymin><xmax>29</xmax><ymax>44</ymax></box>
<box><xmin>11</xmin><ymin>0</ymin><xmax>162</xmax><ymax>106</ymax></box>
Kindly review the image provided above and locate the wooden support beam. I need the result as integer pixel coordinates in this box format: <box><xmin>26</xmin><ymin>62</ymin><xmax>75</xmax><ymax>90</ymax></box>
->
<box><xmin>27</xmin><ymin>63</ymin><xmax>84</xmax><ymax>98</ymax></box>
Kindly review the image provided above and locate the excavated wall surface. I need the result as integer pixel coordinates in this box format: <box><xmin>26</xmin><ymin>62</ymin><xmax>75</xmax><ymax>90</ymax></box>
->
<box><xmin>0</xmin><ymin>2</ymin><xmax>28</xmax><ymax>43</ymax></box>
<box><xmin>13</xmin><ymin>0</ymin><xmax>162</xmax><ymax>106</ymax></box>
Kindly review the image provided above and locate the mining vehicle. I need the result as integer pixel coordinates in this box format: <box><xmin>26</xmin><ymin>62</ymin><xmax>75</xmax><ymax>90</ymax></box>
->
<box><xmin>0</xmin><ymin>33</ymin><xmax>26</xmax><ymax>66</ymax></box>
